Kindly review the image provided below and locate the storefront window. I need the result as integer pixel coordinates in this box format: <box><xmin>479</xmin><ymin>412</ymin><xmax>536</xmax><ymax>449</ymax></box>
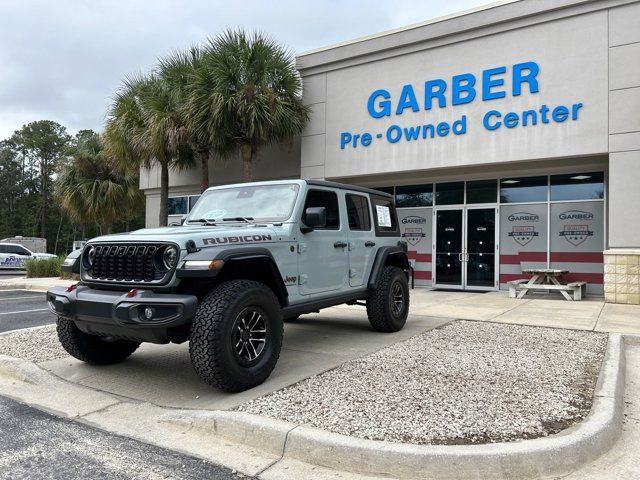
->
<box><xmin>167</xmin><ymin>196</ymin><xmax>188</xmax><ymax>215</ymax></box>
<box><xmin>396</xmin><ymin>184</ymin><xmax>433</xmax><ymax>207</ymax></box>
<box><xmin>435</xmin><ymin>182</ymin><xmax>464</xmax><ymax>205</ymax></box>
<box><xmin>189</xmin><ymin>195</ymin><xmax>201</xmax><ymax>211</ymax></box>
<box><xmin>500</xmin><ymin>176</ymin><xmax>547</xmax><ymax>203</ymax></box>
<box><xmin>550</xmin><ymin>172</ymin><xmax>604</xmax><ymax>201</ymax></box>
<box><xmin>466</xmin><ymin>179</ymin><xmax>497</xmax><ymax>204</ymax></box>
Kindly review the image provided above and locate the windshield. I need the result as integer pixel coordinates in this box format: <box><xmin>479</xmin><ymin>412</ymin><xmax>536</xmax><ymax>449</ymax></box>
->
<box><xmin>187</xmin><ymin>183</ymin><xmax>300</xmax><ymax>223</ymax></box>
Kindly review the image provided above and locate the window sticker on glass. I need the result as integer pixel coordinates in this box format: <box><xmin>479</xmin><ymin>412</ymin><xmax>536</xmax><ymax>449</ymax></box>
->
<box><xmin>376</xmin><ymin>205</ymin><xmax>392</xmax><ymax>227</ymax></box>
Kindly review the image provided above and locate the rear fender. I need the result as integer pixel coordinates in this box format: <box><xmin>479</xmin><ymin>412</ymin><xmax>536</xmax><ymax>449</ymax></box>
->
<box><xmin>368</xmin><ymin>245</ymin><xmax>410</xmax><ymax>289</ymax></box>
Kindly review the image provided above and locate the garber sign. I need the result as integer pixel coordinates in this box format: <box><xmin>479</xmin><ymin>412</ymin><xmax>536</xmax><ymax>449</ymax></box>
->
<box><xmin>339</xmin><ymin>61</ymin><xmax>584</xmax><ymax>149</ymax></box>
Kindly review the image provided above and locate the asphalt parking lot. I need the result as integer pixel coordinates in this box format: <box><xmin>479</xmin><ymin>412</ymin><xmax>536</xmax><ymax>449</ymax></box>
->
<box><xmin>0</xmin><ymin>290</ymin><xmax>54</xmax><ymax>333</ymax></box>
<box><xmin>0</xmin><ymin>395</ymin><xmax>244</xmax><ymax>480</ymax></box>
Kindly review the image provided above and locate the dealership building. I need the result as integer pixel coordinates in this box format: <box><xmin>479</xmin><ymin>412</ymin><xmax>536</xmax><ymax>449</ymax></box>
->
<box><xmin>140</xmin><ymin>0</ymin><xmax>640</xmax><ymax>304</ymax></box>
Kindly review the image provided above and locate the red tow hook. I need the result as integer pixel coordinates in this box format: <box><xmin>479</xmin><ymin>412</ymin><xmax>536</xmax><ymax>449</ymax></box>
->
<box><xmin>66</xmin><ymin>284</ymin><xmax>77</xmax><ymax>293</ymax></box>
<box><xmin>127</xmin><ymin>288</ymin><xmax>138</xmax><ymax>298</ymax></box>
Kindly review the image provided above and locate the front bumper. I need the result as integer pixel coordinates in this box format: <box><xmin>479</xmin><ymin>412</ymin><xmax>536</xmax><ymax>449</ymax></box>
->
<box><xmin>47</xmin><ymin>285</ymin><xmax>198</xmax><ymax>342</ymax></box>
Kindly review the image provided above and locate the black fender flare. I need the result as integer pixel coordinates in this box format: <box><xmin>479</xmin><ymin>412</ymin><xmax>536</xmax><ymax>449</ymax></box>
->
<box><xmin>176</xmin><ymin>247</ymin><xmax>288</xmax><ymax>306</ymax></box>
<box><xmin>368</xmin><ymin>245</ymin><xmax>410</xmax><ymax>289</ymax></box>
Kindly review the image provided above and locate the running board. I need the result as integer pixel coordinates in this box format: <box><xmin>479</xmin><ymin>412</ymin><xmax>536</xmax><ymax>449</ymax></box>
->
<box><xmin>282</xmin><ymin>290</ymin><xmax>368</xmax><ymax>318</ymax></box>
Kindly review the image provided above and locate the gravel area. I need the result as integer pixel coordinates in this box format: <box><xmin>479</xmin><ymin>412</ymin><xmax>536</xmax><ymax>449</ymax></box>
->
<box><xmin>0</xmin><ymin>325</ymin><xmax>66</xmax><ymax>363</ymax></box>
<box><xmin>238</xmin><ymin>321</ymin><xmax>608</xmax><ymax>445</ymax></box>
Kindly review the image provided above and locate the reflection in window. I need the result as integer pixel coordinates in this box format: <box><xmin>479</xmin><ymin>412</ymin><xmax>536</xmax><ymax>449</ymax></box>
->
<box><xmin>372</xmin><ymin>186</ymin><xmax>395</xmax><ymax>196</ymax></box>
<box><xmin>396</xmin><ymin>184</ymin><xmax>433</xmax><ymax>207</ymax></box>
<box><xmin>303</xmin><ymin>190</ymin><xmax>340</xmax><ymax>229</ymax></box>
<box><xmin>500</xmin><ymin>176</ymin><xmax>547</xmax><ymax>203</ymax></box>
<box><xmin>435</xmin><ymin>182</ymin><xmax>464</xmax><ymax>205</ymax></box>
<box><xmin>167</xmin><ymin>196</ymin><xmax>188</xmax><ymax>215</ymax></box>
<box><xmin>466</xmin><ymin>179</ymin><xmax>497</xmax><ymax>204</ymax></box>
<box><xmin>346</xmin><ymin>194</ymin><xmax>371</xmax><ymax>231</ymax></box>
<box><xmin>550</xmin><ymin>172</ymin><xmax>604</xmax><ymax>201</ymax></box>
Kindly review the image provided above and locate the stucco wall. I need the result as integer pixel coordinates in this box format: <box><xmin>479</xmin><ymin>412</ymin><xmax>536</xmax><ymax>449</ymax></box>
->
<box><xmin>299</xmin><ymin>9</ymin><xmax>610</xmax><ymax>181</ymax></box>
<box><xmin>608</xmin><ymin>1</ymin><xmax>640</xmax><ymax>249</ymax></box>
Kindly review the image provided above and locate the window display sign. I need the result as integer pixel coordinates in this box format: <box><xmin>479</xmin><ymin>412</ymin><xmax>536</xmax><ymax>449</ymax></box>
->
<box><xmin>550</xmin><ymin>201</ymin><xmax>604</xmax><ymax>294</ymax></box>
<box><xmin>398</xmin><ymin>208</ymin><xmax>432</xmax><ymax>286</ymax></box>
<box><xmin>499</xmin><ymin>204</ymin><xmax>548</xmax><ymax>285</ymax></box>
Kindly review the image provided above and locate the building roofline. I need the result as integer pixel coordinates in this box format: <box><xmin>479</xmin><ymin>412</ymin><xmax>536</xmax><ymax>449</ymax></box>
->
<box><xmin>295</xmin><ymin>0</ymin><xmax>631</xmax><ymax>73</ymax></box>
<box><xmin>297</xmin><ymin>0</ymin><xmax>518</xmax><ymax>58</ymax></box>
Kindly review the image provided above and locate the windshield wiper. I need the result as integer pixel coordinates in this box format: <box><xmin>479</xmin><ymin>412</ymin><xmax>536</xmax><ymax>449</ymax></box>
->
<box><xmin>222</xmin><ymin>217</ymin><xmax>255</xmax><ymax>223</ymax></box>
<box><xmin>188</xmin><ymin>218</ymin><xmax>217</xmax><ymax>225</ymax></box>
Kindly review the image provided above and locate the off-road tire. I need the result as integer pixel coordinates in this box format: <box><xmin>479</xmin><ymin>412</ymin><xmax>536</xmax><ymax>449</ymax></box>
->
<box><xmin>56</xmin><ymin>317</ymin><xmax>140</xmax><ymax>365</ymax></box>
<box><xmin>283</xmin><ymin>315</ymin><xmax>300</xmax><ymax>323</ymax></box>
<box><xmin>189</xmin><ymin>280</ymin><xmax>283</xmax><ymax>392</ymax></box>
<box><xmin>366</xmin><ymin>266</ymin><xmax>410</xmax><ymax>332</ymax></box>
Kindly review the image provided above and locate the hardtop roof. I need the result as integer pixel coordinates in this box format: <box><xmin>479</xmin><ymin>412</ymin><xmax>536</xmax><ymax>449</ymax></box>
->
<box><xmin>305</xmin><ymin>180</ymin><xmax>393</xmax><ymax>198</ymax></box>
<box><xmin>202</xmin><ymin>179</ymin><xmax>393</xmax><ymax>199</ymax></box>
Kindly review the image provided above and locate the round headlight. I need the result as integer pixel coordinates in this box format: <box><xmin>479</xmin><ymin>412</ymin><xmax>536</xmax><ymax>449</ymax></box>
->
<box><xmin>85</xmin><ymin>246</ymin><xmax>95</xmax><ymax>267</ymax></box>
<box><xmin>162</xmin><ymin>246</ymin><xmax>179</xmax><ymax>270</ymax></box>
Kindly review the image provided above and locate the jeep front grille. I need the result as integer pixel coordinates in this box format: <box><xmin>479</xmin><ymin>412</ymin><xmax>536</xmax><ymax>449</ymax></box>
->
<box><xmin>87</xmin><ymin>243</ymin><xmax>168</xmax><ymax>283</ymax></box>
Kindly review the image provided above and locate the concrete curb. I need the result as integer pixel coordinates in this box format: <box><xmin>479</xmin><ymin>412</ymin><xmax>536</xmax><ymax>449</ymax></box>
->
<box><xmin>173</xmin><ymin>334</ymin><xmax>627</xmax><ymax>480</ymax></box>
<box><xmin>0</xmin><ymin>278</ymin><xmax>67</xmax><ymax>292</ymax></box>
<box><xmin>0</xmin><ymin>283</ymin><xmax>47</xmax><ymax>292</ymax></box>
<box><xmin>0</xmin><ymin>334</ymin><xmax>628</xmax><ymax>479</ymax></box>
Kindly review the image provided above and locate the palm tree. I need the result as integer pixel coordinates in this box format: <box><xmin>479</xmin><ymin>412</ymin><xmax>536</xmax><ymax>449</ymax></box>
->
<box><xmin>198</xmin><ymin>29</ymin><xmax>309</xmax><ymax>182</ymax></box>
<box><xmin>103</xmin><ymin>74</ymin><xmax>193</xmax><ymax>226</ymax></box>
<box><xmin>56</xmin><ymin>137</ymin><xmax>143</xmax><ymax>234</ymax></box>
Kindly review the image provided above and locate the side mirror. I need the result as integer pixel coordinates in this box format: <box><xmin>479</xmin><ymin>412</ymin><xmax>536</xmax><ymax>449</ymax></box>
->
<box><xmin>302</xmin><ymin>206</ymin><xmax>326</xmax><ymax>233</ymax></box>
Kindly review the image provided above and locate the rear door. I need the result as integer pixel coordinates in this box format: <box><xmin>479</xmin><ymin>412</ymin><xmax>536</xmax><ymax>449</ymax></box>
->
<box><xmin>297</xmin><ymin>188</ymin><xmax>349</xmax><ymax>295</ymax></box>
<box><xmin>345</xmin><ymin>193</ymin><xmax>375</xmax><ymax>287</ymax></box>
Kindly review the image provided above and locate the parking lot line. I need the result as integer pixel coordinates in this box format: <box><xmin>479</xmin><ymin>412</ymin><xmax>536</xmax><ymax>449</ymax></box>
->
<box><xmin>2</xmin><ymin>295</ymin><xmax>46</xmax><ymax>301</ymax></box>
<box><xmin>0</xmin><ymin>308</ymin><xmax>49</xmax><ymax>315</ymax></box>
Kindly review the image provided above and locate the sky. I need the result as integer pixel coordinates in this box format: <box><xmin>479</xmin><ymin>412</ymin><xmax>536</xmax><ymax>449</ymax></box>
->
<box><xmin>0</xmin><ymin>0</ymin><xmax>498</xmax><ymax>139</ymax></box>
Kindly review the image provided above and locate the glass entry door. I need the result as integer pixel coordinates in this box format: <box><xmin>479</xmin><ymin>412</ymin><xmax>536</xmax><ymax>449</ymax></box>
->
<box><xmin>465</xmin><ymin>207</ymin><xmax>496</xmax><ymax>289</ymax></box>
<box><xmin>434</xmin><ymin>209</ymin><xmax>464</xmax><ymax>288</ymax></box>
<box><xmin>433</xmin><ymin>207</ymin><xmax>498</xmax><ymax>290</ymax></box>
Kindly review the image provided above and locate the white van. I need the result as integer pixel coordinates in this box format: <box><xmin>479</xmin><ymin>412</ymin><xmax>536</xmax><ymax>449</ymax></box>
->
<box><xmin>0</xmin><ymin>243</ymin><xmax>56</xmax><ymax>269</ymax></box>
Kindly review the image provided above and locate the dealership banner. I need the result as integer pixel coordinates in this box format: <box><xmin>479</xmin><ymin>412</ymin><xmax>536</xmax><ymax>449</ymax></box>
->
<box><xmin>398</xmin><ymin>207</ymin><xmax>432</xmax><ymax>286</ymax></box>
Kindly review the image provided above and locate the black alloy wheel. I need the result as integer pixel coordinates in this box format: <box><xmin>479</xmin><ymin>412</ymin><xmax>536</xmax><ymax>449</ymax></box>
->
<box><xmin>232</xmin><ymin>307</ymin><xmax>268</xmax><ymax>367</ymax></box>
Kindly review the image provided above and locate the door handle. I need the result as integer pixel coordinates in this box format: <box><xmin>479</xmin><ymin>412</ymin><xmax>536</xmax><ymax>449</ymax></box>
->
<box><xmin>458</xmin><ymin>253</ymin><xmax>463</xmax><ymax>262</ymax></box>
<box><xmin>334</xmin><ymin>241</ymin><xmax>348</xmax><ymax>248</ymax></box>
<box><xmin>365</xmin><ymin>241</ymin><xmax>376</xmax><ymax>247</ymax></box>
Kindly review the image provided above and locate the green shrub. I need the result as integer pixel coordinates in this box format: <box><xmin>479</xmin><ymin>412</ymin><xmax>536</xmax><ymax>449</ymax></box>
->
<box><xmin>24</xmin><ymin>256</ymin><xmax>64</xmax><ymax>278</ymax></box>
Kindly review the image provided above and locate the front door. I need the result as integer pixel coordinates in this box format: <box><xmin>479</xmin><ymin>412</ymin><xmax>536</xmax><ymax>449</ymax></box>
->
<box><xmin>298</xmin><ymin>188</ymin><xmax>349</xmax><ymax>295</ymax></box>
<box><xmin>433</xmin><ymin>207</ymin><xmax>498</xmax><ymax>290</ymax></box>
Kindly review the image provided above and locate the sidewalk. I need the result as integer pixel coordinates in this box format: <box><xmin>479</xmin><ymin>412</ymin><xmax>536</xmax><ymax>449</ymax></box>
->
<box><xmin>2</xmin><ymin>276</ymin><xmax>639</xmax><ymax>335</ymax></box>
<box><xmin>0</xmin><ymin>276</ymin><xmax>69</xmax><ymax>292</ymax></box>
<box><xmin>406</xmin><ymin>288</ymin><xmax>640</xmax><ymax>335</ymax></box>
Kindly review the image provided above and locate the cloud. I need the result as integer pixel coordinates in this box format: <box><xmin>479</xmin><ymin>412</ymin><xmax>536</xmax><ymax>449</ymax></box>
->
<box><xmin>0</xmin><ymin>0</ymin><xmax>491</xmax><ymax>138</ymax></box>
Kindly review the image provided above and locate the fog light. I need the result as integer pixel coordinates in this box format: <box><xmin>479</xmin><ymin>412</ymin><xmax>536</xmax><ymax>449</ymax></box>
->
<box><xmin>144</xmin><ymin>307</ymin><xmax>154</xmax><ymax>320</ymax></box>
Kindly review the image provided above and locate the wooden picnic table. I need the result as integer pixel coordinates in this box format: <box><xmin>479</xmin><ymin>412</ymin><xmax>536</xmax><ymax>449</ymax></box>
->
<box><xmin>509</xmin><ymin>268</ymin><xmax>587</xmax><ymax>301</ymax></box>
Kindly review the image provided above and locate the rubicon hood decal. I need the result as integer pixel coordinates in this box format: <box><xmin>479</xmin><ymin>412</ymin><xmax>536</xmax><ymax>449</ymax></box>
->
<box><xmin>203</xmin><ymin>234</ymin><xmax>273</xmax><ymax>246</ymax></box>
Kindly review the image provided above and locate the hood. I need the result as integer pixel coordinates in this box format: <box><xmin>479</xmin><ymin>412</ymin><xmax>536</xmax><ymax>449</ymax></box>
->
<box><xmin>87</xmin><ymin>224</ymin><xmax>282</xmax><ymax>250</ymax></box>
